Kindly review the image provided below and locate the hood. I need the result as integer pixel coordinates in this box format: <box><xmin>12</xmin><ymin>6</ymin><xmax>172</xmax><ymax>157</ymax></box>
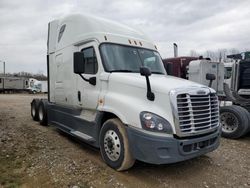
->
<box><xmin>109</xmin><ymin>73</ymin><xmax>208</xmax><ymax>94</ymax></box>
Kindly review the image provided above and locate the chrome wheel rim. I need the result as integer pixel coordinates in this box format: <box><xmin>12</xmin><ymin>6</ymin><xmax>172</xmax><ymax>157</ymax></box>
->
<box><xmin>104</xmin><ymin>130</ymin><xmax>121</xmax><ymax>161</ymax></box>
<box><xmin>38</xmin><ymin>106</ymin><xmax>43</xmax><ymax>121</ymax></box>
<box><xmin>221</xmin><ymin>112</ymin><xmax>239</xmax><ymax>133</ymax></box>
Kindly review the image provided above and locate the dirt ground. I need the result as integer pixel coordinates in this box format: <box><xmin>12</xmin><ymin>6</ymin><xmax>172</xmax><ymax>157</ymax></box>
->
<box><xmin>0</xmin><ymin>94</ymin><xmax>250</xmax><ymax>188</ymax></box>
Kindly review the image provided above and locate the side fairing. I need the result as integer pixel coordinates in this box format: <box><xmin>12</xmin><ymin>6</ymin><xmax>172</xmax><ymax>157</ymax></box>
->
<box><xmin>48</xmin><ymin>45</ymin><xmax>79</xmax><ymax>105</ymax></box>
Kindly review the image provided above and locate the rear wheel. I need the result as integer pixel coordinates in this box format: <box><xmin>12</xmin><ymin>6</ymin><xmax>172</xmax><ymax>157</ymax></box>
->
<box><xmin>38</xmin><ymin>100</ymin><xmax>48</xmax><ymax>126</ymax></box>
<box><xmin>244</xmin><ymin>108</ymin><xmax>250</xmax><ymax>133</ymax></box>
<box><xmin>220</xmin><ymin>105</ymin><xmax>250</xmax><ymax>139</ymax></box>
<box><xmin>99</xmin><ymin>118</ymin><xmax>135</xmax><ymax>171</ymax></box>
<box><xmin>31</xmin><ymin>99</ymin><xmax>40</xmax><ymax>121</ymax></box>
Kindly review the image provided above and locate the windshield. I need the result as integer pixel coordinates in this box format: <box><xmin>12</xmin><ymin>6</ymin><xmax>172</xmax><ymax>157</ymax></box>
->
<box><xmin>100</xmin><ymin>43</ymin><xmax>166</xmax><ymax>74</ymax></box>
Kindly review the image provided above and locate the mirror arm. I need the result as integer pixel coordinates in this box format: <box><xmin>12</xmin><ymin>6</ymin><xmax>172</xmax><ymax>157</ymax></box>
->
<box><xmin>206</xmin><ymin>73</ymin><xmax>216</xmax><ymax>87</ymax></box>
<box><xmin>208</xmin><ymin>80</ymin><xmax>213</xmax><ymax>87</ymax></box>
<box><xmin>145</xmin><ymin>76</ymin><xmax>155</xmax><ymax>101</ymax></box>
<box><xmin>78</xmin><ymin>74</ymin><xmax>96</xmax><ymax>86</ymax></box>
<box><xmin>78</xmin><ymin>73</ymin><xmax>89</xmax><ymax>82</ymax></box>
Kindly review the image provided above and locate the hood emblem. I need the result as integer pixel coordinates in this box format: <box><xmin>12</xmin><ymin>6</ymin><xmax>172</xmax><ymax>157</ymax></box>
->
<box><xmin>197</xmin><ymin>90</ymin><xmax>206</xmax><ymax>95</ymax></box>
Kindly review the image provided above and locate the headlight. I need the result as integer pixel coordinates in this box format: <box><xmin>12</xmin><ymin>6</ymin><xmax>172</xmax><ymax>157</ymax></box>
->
<box><xmin>140</xmin><ymin>112</ymin><xmax>173</xmax><ymax>134</ymax></box>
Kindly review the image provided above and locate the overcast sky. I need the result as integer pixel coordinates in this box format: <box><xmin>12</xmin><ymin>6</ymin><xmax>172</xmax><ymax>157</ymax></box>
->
<box><xmin>0</xmin><ymin>0</ymin><xmax>250</xmax><ymax>74</ymax></box>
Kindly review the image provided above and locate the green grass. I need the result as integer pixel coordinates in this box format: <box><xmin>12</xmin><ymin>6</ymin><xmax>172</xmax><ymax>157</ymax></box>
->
<box><xmin>0</xmin><ymin>154</ymin><xmax>23</xmax><ymax>188</ymax></box>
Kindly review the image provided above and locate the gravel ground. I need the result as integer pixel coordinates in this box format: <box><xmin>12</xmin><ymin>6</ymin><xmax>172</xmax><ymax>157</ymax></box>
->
<box><xmin>0</xmin><ymin>94</ymin><xmax>250</xmax><ymax>188</ymax></box>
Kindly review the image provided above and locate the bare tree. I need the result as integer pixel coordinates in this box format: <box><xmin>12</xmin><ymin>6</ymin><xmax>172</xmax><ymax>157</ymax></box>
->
<box><xmin>201</xmin><ymin>48</ymin><xmax>243</xmax><ymax>62</ymax></box>
<box><xmin>190</xmin><ymin>50</ymin><xmax>200</xmax><ymax>57</ymax></box>
<box><xmin>1</xmin><ymin>71</ymin><xmax>47</xmax><ymax>80</ymax></box>
<box><xmin>228</xmin><ymin>48</ymin><xmax>240</xmax><ymax>55</ymax></box>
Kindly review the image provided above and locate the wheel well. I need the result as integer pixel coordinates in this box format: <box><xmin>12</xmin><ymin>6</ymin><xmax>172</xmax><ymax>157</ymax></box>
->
<box><xmin>100</xmin><ymin>112</ymin><xmax>119</xmax><ymax>126</ymax></box>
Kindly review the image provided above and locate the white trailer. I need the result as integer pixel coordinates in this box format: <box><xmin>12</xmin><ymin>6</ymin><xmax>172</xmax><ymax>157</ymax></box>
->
<box><xmin>39</xmin><ymin>81</ymin><xmax>48</xmax><ymax>93</ymax></box>
<box><xmin>31</xmin><ymin>14</ymin><xmax>221</xmax><ymax>171</ymax></box>
<box><xmin>0</xmin><ymin>76</ymin><xmax>29</xmax><ymax>92</ymax></box>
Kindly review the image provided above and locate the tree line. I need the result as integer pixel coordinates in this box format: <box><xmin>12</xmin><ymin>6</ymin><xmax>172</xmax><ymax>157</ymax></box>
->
<box><xmin>189</xmin><ymin>48</ymin><xmax>248</xmax><ymax>62</ymax></box>
<box><xmin>0</xmin><ymin>71</ymin><xmax>47</xmax><ymax>81</ymax></box>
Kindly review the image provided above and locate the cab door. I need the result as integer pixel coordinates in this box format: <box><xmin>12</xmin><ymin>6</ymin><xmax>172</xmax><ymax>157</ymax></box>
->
<box><xmin>76</xmin><ymin>42</ymin><xmax>101</xmax><ymax>111</ymax></box>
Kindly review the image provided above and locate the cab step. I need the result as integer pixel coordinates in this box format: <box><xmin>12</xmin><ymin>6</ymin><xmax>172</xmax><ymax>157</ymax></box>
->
<box><xmin>70</xmin><ymin>130</ymin><xmax>95</xmax><ymax>143</ymax></box>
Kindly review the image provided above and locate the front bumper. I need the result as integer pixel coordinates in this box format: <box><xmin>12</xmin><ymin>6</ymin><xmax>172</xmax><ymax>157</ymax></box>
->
<box><xmin>126</xmin><ymin>126</ymin><xmax>221</xmax><ymax>164</ymax></box>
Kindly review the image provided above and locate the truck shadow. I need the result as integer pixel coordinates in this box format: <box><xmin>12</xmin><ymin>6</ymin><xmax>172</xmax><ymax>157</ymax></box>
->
<box><xmin>243</xmin><ymin>132</ymin><xmax>250</xmax><ymax>140</ymax></box>
<box><xmin>123</xmin><ymin>155</ymin><xmax>219</xmax><ymax>186</ymax></box>
<box><xmin>55</xmin><ymin>128</ymin><xmax>216</xmax><ymax>175</ymax></box>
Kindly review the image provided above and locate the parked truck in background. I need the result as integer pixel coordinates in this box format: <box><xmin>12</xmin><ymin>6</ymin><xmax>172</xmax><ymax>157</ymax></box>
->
<box><xmin>0</xmin><ymin>76</ymin><xmax>29</xmax><ymax>93</ymax></box>
<box><xmin>28</xmin><ymin>78</ymin><xmax>48</xmax><ymax>93</ymax></box>
<box><xmin>163</xmin><ymin>45</ymin><xmax>250</xmax><ymax>139</ymax></box>
<box><xmin>226</xmin><ymin>52</ymin><xmax>250</xmax><ymax>99</ymax></box>
<box><xmin>31</xmin><ymin>14</ymin><xmax>221</xmax><ymax>171</ymax></box>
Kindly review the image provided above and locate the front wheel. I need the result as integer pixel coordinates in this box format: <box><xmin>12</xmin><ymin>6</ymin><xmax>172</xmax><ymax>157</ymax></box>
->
<box><xmin>99</xmin><ymin>118</ymin><xmax>135</xmax><ymax>171</ymax></box>
<box><xmin>220</xmin><ymin>105</ymin><xmax>250</xmax><ymax>139</ymax></box>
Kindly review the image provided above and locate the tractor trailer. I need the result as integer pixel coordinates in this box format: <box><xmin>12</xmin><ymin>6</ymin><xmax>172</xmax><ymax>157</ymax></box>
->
<box><xmin>31</xmin><ymin>14</ymin><xmax>221</xmax><ymax>171</ymax></box>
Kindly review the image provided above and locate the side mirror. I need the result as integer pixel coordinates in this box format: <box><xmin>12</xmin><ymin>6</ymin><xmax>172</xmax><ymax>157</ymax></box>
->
<box><xmin>140</xmin><ymin>66</ymin><xmax>151</xmax><ymax>76</ymax></box>
<box><xmin>206</xmin><ymin>73</ymin><xmax>216</xmax><ymax>81</ymax></box>
<box><xmin>73</xmin><ymin>52</ymin><xmax>96</xmax><ymax>86</ymax></box>
<box><xmin>206</xmin><ymin>73</ymin><xmax>216</xmax><ymax>87</ymax></box>
<box><xmin>74</xmin><ymin>52</ymin><xmax>85</xmax><ymax>74</ymax></box>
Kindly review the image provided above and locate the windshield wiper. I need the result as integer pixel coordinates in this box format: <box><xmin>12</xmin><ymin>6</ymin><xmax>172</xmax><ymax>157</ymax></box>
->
<box><xmin>110</xmin><ymin>70</ymin><xmax>134</xmax><ymax>73</ymax></box>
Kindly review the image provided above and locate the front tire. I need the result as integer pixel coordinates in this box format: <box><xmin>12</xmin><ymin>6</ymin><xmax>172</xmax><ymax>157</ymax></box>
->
<box><xmin>99</xmin><ymin>118</ymin><xmax>135</xmax><ymax>171</ymax></box>
<box><xmin>220</xmin><ymin>105</ymin><xmax>250</xmax><ymax>139</ymax></box>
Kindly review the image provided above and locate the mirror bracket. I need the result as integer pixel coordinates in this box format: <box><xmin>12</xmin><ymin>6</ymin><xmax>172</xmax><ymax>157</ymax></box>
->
<box><xmin>145</xmin><ymin>76</ymin><xmax>155</xmax><ymax>101</ymax></box>
<box><xmin>206</xmin><ymin>73</ymin><xmax>216</xmax><ymax>87</ymax></box>
<box><xmin>78</xmin><ymin>74</ymin><xmax>96</xmax><ymax>86</ymax></box>
<box><xmin>140</xmin><ymin>67</ymin><xmax>155</xmax><ymax>101</ymax></box>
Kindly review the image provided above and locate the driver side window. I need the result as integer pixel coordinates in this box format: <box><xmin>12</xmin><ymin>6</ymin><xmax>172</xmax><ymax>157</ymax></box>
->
<box><xmin>81</xmin><ymin>47</ymin><xmax>98</xmax><ymax>74</ymax></box>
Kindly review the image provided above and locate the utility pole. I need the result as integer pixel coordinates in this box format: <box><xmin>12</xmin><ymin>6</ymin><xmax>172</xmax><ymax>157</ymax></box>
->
<box><xmin>0</xmin><ymin>60</ymin><xmax>5</xmax><ymax>76</ymax></box>
<box><xmin>0</xmin><ymin>60</ymin><xmax>5</xmax><ymax>92</ymax></box>
<box><xmin>3</xmin><ymin>61</ymin><xmax>5</xmax><ymax>76</ymax></box>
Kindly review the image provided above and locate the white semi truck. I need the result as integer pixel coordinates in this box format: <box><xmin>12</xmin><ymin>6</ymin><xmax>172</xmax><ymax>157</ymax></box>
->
<box><xmin>28</xmin><ymin>79</ymin><xmax>48</xmax><ymax>93</ymax></box>
<box><xmin>31</xmin><ymin>14</ymin><xmax>221</xmax><ymax>171</ymax></box>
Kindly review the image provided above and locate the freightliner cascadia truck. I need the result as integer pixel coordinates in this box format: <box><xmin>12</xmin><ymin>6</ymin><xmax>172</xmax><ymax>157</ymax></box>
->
<box><xmin>31</xmin><ymin>14</ymin><xmax>221</xmax><ymax>171</ymax></box>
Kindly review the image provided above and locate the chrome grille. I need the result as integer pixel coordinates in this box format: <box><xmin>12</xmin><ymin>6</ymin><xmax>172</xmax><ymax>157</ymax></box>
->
<box><xmin>177</xmin><ymin>93</ymin><xmax>219</xmax><ymax>133</ymax></box>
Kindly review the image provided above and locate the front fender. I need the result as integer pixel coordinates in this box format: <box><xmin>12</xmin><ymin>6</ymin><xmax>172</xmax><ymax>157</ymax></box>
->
<box><xmin>98</xmin><ymin>89</ymin><xmax>176</xmax><ymax>133</ymax></box>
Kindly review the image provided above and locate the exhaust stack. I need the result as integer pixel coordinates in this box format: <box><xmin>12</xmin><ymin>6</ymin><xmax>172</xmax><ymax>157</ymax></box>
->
<box><xmin>173</xmin><ymin>43</ymin><xmax>178</xmax><ymax>57</ymax></box>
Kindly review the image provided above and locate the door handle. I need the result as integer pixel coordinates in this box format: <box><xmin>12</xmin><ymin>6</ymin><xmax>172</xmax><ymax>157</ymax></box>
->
<box><xmin>78</xmin><ymin>91</ymin><xmax>81</xmax><ymax>102</ymax></box>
